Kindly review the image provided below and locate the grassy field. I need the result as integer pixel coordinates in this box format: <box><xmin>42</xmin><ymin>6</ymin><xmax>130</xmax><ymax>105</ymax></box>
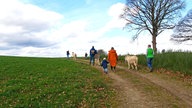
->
<box><xmin>1</xmin><ymin>51</ymin><xmax>191</xmax><ymax>107</ymax></box>
<box><xmin>0</xmin><ymin>56</ymin><xmax>116</xmax><ymax>108</ymax></box>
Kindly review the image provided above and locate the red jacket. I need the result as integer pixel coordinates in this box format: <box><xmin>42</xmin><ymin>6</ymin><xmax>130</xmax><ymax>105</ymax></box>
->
<box><xmin>108</xmin><ymin>49</ymin><xmax>118</xmax><ymax>67</ymax></box>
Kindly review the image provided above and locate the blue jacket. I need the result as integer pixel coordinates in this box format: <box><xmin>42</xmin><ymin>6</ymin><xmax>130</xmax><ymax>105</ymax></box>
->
<box><xmin>101</xmin><ymin>60</ymin><xmax>109</xmax><ymax>68</ymax></box>
<box><xmin>90</xmin><ymin>47</ymin><xmax>97</xmax><ymax>57</ymax></box>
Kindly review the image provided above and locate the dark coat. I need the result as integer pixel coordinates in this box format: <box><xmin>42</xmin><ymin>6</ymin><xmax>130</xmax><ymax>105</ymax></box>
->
<box><xmin>101</xmin><ymin>60</ymin><xmax>109</xmax><ymax>69</ymax></box>
<box><xmin>90</xmin><ymin>47</ymin><xmax>97</xmax><ymax>57</ymax></box>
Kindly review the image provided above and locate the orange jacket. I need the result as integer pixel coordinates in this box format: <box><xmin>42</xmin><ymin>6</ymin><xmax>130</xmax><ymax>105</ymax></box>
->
<box><xmin>108</xmin><ymin>49</ymin><xmax>118</xmax><ymax>67</ymax></box>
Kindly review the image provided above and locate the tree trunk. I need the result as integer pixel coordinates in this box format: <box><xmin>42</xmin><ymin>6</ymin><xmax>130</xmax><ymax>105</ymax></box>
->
<box><xmin>152</xmin><ymin>35</ymin><xmax>157</xmax><ymax>54</ymax></box>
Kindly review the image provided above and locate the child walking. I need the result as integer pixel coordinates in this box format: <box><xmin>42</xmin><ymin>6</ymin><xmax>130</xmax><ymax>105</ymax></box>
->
<box><xmin>101</xmin><ymin>58</ymin><xmax>109</xmax><ymax>74</ymax></box>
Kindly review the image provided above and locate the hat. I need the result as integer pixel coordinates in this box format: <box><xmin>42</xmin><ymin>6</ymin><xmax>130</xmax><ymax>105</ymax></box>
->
<box><xmin>103</xmin><ymin>58</ymin><xmax>106</xmax><ymax>60</ymax></box>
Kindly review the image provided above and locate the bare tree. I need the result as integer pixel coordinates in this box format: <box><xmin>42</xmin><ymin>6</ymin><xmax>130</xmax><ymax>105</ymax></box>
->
<box><xmin>121</xmin><ymin>0</ymin><xmax>185</xmax><ymax>53</ymax></box>
<box><xmin>171</xmin><ymin>9</ymin><xmax>192</xmax><ymax>43</ymax></box>
<box><xmin>97</xmin><ymin>49</ymin><xmax>107</xmax><ymax>55</ymax></box>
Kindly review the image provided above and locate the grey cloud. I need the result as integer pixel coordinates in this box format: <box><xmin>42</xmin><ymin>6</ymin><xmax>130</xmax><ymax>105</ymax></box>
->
<box><xmin>0</xmin><ymin>33</ymin><xmax>56</xmax><ymax>49</ymax></box>
<box><xmin>9</xmin><ymin>39</ymin><xmax>54</xmax><ymax>48</ymax></box>
<box><xmin>89</xmin><ymin>40</ymin><xmax>97</xmax><ymax>43</ymax></box>
<box><xmin>2</xmin><ymin>18</ymin><xmax>50</xmax><ymax>33</ymax></box>
<box><xmin>66</xmin><ymin>33</ymin><xmax>78</xmax><ymax>38</ymax></box>
<box><xmin>21</xmin><ymin>21</ymin><xmax>50</xmax><ymax>33</ymax></box>
<box><xmin>0</xmin><ymin>46</ymin><xmax>19</xmax><ymax>50</ymax></box>
<box><xmin>0</xmin><ymin>18</ymin><xmax>57</xmax><ymax>49</ymax></box>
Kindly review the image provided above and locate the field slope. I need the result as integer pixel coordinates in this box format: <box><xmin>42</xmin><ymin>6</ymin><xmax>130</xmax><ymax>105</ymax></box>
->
<box><xmin>0</xmin><ymin>56</ymin><xmax>115</xmax><ymax>108</ymax></box>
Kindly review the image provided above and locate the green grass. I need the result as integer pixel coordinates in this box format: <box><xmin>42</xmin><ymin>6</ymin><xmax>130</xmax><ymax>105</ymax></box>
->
<box><xmin>121</xmin><ymin>51</ymin><xmax>192</xmax><ymax>75</ymax></box>
<box><xmin>0</xmin><ymin>56</ymin><xmax>115</xmax><ymax>108</ymax></box>
<box><xmin>138</xmin><ymin>52</ymin><xmax>192</xmax><ymax>75</ymax></box>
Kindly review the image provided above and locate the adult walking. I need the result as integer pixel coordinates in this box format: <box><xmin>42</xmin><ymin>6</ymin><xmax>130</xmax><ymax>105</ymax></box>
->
<box><xmin>146</xmin><ymin>44</ymin><xmax>154</xmax><ymax>72</ymax></box>
<box><xmin>66</xmin><ymin>50</ymin><xmax>70</xmax><ymax>58</ymax></box>
<box><xmin>90</xmin><ymin>46</ymin><xmax>97</xmax><ymax>65</ymax></box>
<box><xmin>85</xmin><ymin>52</ymin><xmax>88</xmax><ymax>58</ymax></box>
<box><xmin>108</xmin><ymin>47</ymin><xmax>118</xmax><ymax>72</ymax></box>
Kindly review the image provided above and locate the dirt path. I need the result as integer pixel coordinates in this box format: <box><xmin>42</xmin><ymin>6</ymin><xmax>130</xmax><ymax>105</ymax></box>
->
<box><xmin>107</xmin><ymin>72</ymin><xmax>154</xmax><ymax>108</ymax></box>
<box><xmin>134</xmin><ymin>69</ymin><xmax>192</xmax><ymax>106</ymax></box>
<box><xmin>77</xmin><ymin>59</ymin><xmax>192</xmax><ymax>107</ymax></box>
<box><xmin>116</xmin><ymin>66</ymin><xmax>192</xmax><ymax>108</ymax></box>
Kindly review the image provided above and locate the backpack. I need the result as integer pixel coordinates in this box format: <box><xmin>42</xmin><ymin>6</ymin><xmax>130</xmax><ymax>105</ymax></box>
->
<box><xmin>91</xmin><ymin>50</ymin><xmax>95</xmax><ymax>54</ymax></box>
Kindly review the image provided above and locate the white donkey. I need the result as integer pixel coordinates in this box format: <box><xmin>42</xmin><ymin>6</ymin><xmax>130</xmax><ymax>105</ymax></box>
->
<box><xmin>72</xmin><ymin>52</ymin><xmax>77</xmax><ymax>60</ymax></box>
<box><xmin>125</xmin><ymin>55</ymin><xmax>138</xmax><ymax>70</ymax></box>
<box><xmin>94</xmin><ymin>54</ymin><xmax>100</xmax><ymax>65</ymax></box>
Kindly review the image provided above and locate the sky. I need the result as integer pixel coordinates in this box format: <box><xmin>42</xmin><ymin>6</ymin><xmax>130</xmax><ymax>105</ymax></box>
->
<box><xmin>0</xmin><ymin>0</ymin><xmax>191</xmax><ymax>57</ymax></box>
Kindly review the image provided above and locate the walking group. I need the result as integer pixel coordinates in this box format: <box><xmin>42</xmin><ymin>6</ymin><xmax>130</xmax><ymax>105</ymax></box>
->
<box><xmin>67</xmin><ymin>44</ymin><xmax>154</xmax><ymax>74</ymax></box>
<box><xmin>90</xmin><ymin>44</ymin><xmax>154</xmax><ymax>74</ymax></box>
<box><xmin>89</xmin><ymin>46</ymin><xmax>118</xmax><ymax>74</ymax></box>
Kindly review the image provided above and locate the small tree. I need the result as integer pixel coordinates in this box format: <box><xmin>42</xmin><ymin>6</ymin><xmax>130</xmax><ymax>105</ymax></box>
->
<box><xmin>97</xmin><ymin>49</ymin><xmax>107</xmax><ymax>56</ymax></box>
<box><xmin>121</xmin><ymin>0</ymin><xmax>185</xmax><ymax>53</ymax></box>
<box><xmin>171</xmin><ymin>9</ymin><xmax>192</xmax><ymax>43</ymax></box>
<box><xmin>97</xmin><ymin>49</ymin><xmax>107</xmax><ymax>59</ymax></box>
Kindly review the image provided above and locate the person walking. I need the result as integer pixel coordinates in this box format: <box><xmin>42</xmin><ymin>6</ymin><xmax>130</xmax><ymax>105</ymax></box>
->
<box><xmin>85</xmin><ymin>52</ymin><xmax>88</xmax><ymax>58</ymax></box>
<box><xmin>108</xmin><ymin>47</ymin><xmax>118</xmax><ymax>72</ymax></box>
<box><xmin>66</xmin><ymin>50</ymin><xmax>70</xmax><ymax>58</ymax></box>
<box><xmin>146</xmin><ymin>44</ymin><xmax>154</xmax><ymax>72</ymax></box>
<box><xmin>101</xmin><ymin>58</ymin><xmax>109</xmax><ymax>74</ymax></box>
<box><xmin>89</xmin><ymin>46</ymin><xmax>97</xmax><ymax>65</ymax></box>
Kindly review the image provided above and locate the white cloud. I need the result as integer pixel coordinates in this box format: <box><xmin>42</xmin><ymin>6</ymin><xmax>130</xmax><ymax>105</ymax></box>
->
<box><xmin>0</xmin><ymin>1</ymin><xmax>63</xmax><ymax>27</ymax></box>
<box><xmin>0</xmin><ymin>0</ymin><xmax>64</xmax><ymax>56</ymax></box>
<box><xmin>107</xmin><ymin>3</ymin><xmax>127</xmax><ymax>29</ymax></box>
<box><xmin>0</xmin><ymin>1</ymin><xmax>133</xmax><ymax>57</ymax></box>
<box><xmin>0</xmin><ymin>0</ymin><xmax>191</xmax><ymax>57</ymax></box>
<box><xmin>0</xmin><ymin>0</ymin><xmax>63</xmax><ymax>31</ymax></box>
